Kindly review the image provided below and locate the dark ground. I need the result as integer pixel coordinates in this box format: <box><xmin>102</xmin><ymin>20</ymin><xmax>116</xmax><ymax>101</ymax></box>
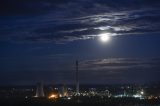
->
<box><xmin>0</xmin><ymin>97</ymin><xmax>160</xmax><ymax>106</ymax></box>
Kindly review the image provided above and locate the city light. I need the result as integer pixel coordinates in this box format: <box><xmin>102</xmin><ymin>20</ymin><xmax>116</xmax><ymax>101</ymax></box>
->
<box><xmin>140</xmin><ymin>91</ymin><xmax>144</xmax><ymax>95</ymax></box>
<box><xmin>48</xmin><ymin>94</ymin><xmax>58</xmax><ymax>99</ymax></box>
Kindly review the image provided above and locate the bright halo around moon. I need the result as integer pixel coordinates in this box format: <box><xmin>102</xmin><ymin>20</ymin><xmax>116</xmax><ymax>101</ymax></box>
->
<box><xmin>99</xmin><ymin>33</ymin><xmax>111</xmax><ymax>43</ymax></box>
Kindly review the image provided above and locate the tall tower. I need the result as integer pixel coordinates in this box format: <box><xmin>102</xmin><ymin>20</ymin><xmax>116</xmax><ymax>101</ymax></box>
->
<box><xmin>76</xmin><ymin>60</ymin><xmax>79</xmax><ymax>95</ymax></box>
<box><xmin>35</xmin><ymin>82</ymin><xmax>45</xmax><ymax>97</ymax></box>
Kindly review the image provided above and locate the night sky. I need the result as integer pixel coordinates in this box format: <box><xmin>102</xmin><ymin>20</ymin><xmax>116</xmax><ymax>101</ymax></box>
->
<box><xmin>0</xmin><ymin>0</ymin><xmax>160</xmax><ymax>85</ymax></box>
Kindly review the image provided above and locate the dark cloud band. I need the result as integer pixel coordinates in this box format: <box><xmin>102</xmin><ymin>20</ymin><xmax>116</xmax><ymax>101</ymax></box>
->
<box><xmin>0</xmin><ymin>0</ymin><xmax>160</xmax><ymax>43</ymax></box>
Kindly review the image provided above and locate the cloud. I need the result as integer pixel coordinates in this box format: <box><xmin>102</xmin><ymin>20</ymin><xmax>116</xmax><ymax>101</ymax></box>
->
<box><xmin>76</xmin><ymin>57</ymin><xmax>160</xmax><ymax>83</ymax></box>
<box><xmin>0</xmin><ymin>0</ymin><xmax>160</xmax><ymax>43</ymax></box>
<box><xmin>80</xmin><ymin>58</ymin><xmax>160</xmax><ymax>71</ymax></box>
<box><xmin>0</xmin><ymin>56</ymin><xmax>160</xmax><ymax>84</ymax></box>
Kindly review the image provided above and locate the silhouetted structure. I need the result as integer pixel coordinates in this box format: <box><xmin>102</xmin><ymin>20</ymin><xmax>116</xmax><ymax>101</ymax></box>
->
<box><xmin>76</xmin><ymin>60</ymin><xmax>79</xmax><ymax>95</ymax></box>
<box><xmin>59</xmin><ymin>84</ymin><xmax>68</xmax><ymax>97</ymax></box>
<box><xmin>35</xmin><ymin>82</ymin><xmax>45</xmax><ymax>97</ymax></box>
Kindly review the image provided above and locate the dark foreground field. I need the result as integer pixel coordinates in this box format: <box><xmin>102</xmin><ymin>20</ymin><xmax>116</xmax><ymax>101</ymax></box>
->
<box><xmin>1</xmin><ymin>97</ymin><xmax>160</xmax><ymax>106</ymax></box>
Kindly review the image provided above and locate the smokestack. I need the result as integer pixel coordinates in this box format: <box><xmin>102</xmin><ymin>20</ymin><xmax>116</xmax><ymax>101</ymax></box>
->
<box><xmin>35</xmin><ymin>82</ymin><xmax>45</xmax><ymax>97</ymax></box>
<box><xmin>76</xmin><ymin>60</ymin><xmax>79</xmax><ymax>95</ymax></box>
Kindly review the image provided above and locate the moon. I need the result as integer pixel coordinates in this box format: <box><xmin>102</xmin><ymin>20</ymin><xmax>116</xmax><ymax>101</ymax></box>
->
<box><xmin>99</xmin><ymin>33</ymin><xmax>111</xmax><ymax>42</ymax></box>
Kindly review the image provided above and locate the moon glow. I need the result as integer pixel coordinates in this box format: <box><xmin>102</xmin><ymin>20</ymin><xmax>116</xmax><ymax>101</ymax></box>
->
<box><xmin>99</xmin><ymin>33</ymin><xmax>111</xmax><ymax>42</ymax></box>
